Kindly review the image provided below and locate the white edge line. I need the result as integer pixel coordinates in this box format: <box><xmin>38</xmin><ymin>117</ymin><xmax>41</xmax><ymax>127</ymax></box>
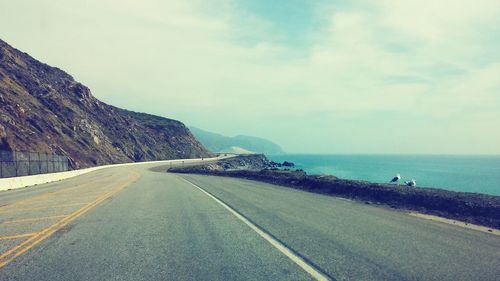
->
<box><xmin>181</xmin><ymin>177</ymin><xmax>331</xmax><ymax>281</ymax></box>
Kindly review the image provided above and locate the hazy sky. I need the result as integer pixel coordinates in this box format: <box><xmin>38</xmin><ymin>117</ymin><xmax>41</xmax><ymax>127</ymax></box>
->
<box><xmin>1</xmin><ymin>0</ymin><xmax>499</xmax><ymax>154</ymax></box>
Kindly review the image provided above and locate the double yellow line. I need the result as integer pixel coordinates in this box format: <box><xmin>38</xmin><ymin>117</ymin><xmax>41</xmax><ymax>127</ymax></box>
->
<box><xmin>0</xmin><ymin>172</ymin><xmax>123</xmax><ymax>214</ymax></box>
<box><xmin>0</xmin><ymin>203</ymin><xmax>87</xmax><ymax>214</ymax></box>
<box><xmin>0</xmin><ymin>233</ymin><xmax>37</xmax><ymax>241</ymax></box>
<box><xmin>0</xmin><ymin>172</ymin><xmax>140</xmax><ymax>268</ymax></box>
<box><xmin>1</xmin><ymin>215</ymin><xmax>68</xmax><ymax>225</ymax></box>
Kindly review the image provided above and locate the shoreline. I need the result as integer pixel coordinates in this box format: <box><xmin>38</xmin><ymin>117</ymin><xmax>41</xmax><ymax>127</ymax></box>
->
<box><xmin>268</xmin><ymin>153</ymin><xmax>500</xmax><ymax>197</ymax></box>
<box><xmin>168</xmin><ymin>154</ymin><xmax>500</xmax><ymax>231</ymax></box>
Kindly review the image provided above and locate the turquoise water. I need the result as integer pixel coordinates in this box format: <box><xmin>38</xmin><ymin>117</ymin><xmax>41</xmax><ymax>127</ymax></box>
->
<box><xmin>268</xmin><ymin>154</ymin><xmax>500</xmax><ymax>196</ymax></box>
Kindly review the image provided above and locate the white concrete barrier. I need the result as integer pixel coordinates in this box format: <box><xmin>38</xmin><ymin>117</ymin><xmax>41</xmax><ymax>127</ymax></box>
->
<box><xmin>0</xmin><ymin>155</ymin><xmax>231</xmax><ymax>191</ymax></box>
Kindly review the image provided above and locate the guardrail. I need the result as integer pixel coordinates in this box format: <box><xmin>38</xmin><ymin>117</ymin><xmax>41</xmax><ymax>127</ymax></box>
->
<box><xmin>0</xmin><ymin>150</ymin><xmax>70</xmax><ymax>178</ymax></box>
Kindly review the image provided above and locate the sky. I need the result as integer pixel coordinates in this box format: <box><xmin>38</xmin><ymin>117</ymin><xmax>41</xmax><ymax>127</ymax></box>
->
<box><xmin>1</xmin><ymin>0</ymin><xmax>499</xmax><ymax>154</ymax></box>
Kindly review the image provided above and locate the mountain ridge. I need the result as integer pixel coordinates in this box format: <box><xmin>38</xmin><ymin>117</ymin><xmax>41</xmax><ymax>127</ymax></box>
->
<box><xmin>189</xmin><ymin>126</ymin><xmax>284</xmax><ymax>155</ymax></box>
<box><xmin>0</xmin><ymin>39</ymin><xmax>211</xmax><ymax>168</ymax></box>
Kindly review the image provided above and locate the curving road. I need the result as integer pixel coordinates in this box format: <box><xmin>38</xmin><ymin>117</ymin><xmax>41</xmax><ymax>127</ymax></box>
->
<box><xmin>0</xmin><ymin>160</ymin><xmax>499</xmax><ymax>280</ymax></box>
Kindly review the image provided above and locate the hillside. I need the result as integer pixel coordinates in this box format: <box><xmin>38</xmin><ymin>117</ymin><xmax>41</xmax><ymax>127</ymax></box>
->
<box><xmin>189</xmin><ymin>127</ymin><xmax>284</xmax><ymax>155</ymax></box>
<box><xmin>0</xmin><ymin>39</ymin><xmax>211</xmax><ymax>168</ymax></box>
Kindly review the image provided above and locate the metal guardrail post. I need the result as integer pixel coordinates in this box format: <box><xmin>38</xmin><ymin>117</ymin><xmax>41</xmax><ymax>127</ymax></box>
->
<box><xmin>28</xmin><ymin>151</ymin><xmax>31</xmax><ymax>175</ymax></box>
<box><xmin>14</xmin><ymin>151</ymin><xmax>18</xmax><ymax>177</ymax></box>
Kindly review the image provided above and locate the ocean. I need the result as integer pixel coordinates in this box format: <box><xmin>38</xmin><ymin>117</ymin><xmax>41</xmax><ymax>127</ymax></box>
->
<box><xmin>268</xmin><ymin>154</ymin><xmax>500</xmax><ymax>196</ymax></box>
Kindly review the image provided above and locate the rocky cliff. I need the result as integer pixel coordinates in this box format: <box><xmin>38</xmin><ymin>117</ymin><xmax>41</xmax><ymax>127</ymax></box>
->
<box><xmin>0</xmin><ymin>39</ymin><xmax>211</xmax><ymax>168</ymax></box>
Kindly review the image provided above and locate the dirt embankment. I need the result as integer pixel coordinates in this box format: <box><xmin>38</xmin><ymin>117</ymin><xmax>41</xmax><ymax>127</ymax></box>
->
<box><xmin>169</xmin><ymin>155</ymin><xmax>500</xmax><ymax>230</ymax></box>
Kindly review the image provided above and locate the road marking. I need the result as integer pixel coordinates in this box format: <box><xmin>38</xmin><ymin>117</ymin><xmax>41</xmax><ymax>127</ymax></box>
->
<box><xmin>0</xmin><ymin>233</ymin><xmax>37</xmax><ymax>240</ymax></box>
<box><xmin>0</xmin><ymin>181</ymin><xmax>98</xmax><ymax>212</ymax></box>
<box><xmin>55</xmin><ymin>193</ymin><xmax>105</xmax><ymax>201</ymax></box>
<box><xmin>0</xmin><ymin>172</ymin><xmax>123</xmax><ymax>213</ymax></box>
<box><xmin>0</xmin><ymin>172</ymin><xmax>140</xmax><ymax>268</ymax></box>
<box><xmin>182</xmin><ymin>178</ymin><xmax>332</xmax><ymax>281</ymax></box>
<box><xmin>1</xmin><ymin>215</ymin><xmax>68</xmax><ymax>224</ymax></box>
<box><xmin>0</xmin><ymin>203</ymin><xmax>87</xmax><ymax>214</ymax></box>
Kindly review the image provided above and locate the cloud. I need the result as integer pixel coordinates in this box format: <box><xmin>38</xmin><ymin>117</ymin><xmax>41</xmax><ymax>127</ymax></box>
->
<box><xmin>298</xmin><ymin>1</ymin><xmax>500</xmax><ymax>117</ymax></box>
<box><xmin>1</xmin><ymin>0</ymin><xmax>499</xmax><ymax>153</ymax></box>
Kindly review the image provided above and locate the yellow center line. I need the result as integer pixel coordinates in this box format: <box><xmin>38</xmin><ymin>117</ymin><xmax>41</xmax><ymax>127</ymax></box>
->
<box><xmin>52</xmin><ymin>193</ymin><xmax>105</xmax><ymax>201</ymax></box>
<box><xmin>0</xmin><ymin>187</ymin><xmax>88</xmax><ymax>211</ymax></box>
<box><xmin>0</xmin><ymin>233</ymin><xmax>38</xmax><ymax>240</ymax></box>
<box><xmin>0</xmin><ymin>203</ymin><xmax>88</xmax><ymax>214</ymax></box>
<box><xmin>0</xmin><ymin>172</ymin><xmax>141</xmax><ymax>268</ymax></box>
<box><xmin>0</xmin><ymin>173</ymin><xmax>124</xmax><ymax>212</ymax></box>
<box><xmin>1</xmin><ymin>215</ymin><xmax>69</xmax><ymax>225</ymax></box>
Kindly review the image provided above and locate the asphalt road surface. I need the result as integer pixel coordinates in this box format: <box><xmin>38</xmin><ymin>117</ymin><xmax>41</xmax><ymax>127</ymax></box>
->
<box><xmin>0</xmin><ymin>160</ymin><xmax>499</xmax><ymax>280</ymax></box>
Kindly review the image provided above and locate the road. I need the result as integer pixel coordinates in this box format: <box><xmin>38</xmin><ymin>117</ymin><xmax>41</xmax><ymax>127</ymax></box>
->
<box><xmin>0</xmin><ymin>160</ymin><xmax>499</xmax><ymax>280</ymax></box>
